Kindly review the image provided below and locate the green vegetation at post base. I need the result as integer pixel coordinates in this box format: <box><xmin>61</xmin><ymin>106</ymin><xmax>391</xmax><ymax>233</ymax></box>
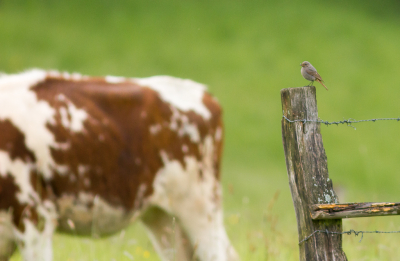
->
<box><xmin>2</xmin><ymin>0</ymin><xmax>400</xmax><ymax>260</ymax></box>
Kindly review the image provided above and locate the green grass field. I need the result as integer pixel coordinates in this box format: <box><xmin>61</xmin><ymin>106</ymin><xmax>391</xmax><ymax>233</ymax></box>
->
<box><xmin>2</xmin><ymin>0</ymin><xmax>400</xmax><ymax>260</ymax></box>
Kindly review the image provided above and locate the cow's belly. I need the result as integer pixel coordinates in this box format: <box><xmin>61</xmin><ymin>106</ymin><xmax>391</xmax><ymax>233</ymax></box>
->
<box><xmin>55</xmin><ymin>192</ymin><xmax>135</xmax><ymax>236</ymax></box>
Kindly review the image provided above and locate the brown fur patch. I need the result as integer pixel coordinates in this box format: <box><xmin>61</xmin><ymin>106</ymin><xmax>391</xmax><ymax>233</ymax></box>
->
<box><xmin>25</xmin><ymin>77</ymin><xmax>223</xmax><ymax>212</ymax></box>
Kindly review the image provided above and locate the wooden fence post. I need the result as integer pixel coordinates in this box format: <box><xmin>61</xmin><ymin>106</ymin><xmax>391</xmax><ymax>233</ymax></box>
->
<box><xmin>281</xmin><ymin>86</ymin><xmax>347</xmax><ymax>261</ymax></box>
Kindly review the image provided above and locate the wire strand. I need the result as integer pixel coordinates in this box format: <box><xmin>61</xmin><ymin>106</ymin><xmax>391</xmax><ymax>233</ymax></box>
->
<box><xmin>283</xmin><ymin>115</ymin><xmax>400</xmax><ymax>129</ymax></box>
<box><xmin>299</xmin><ymin>229</ymin><xmax>400</xmax><ymax>245</ymax></box>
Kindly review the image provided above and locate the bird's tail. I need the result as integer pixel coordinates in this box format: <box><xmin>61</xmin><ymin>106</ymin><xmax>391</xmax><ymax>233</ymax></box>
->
<box><xmin>316</xmin><ymin>79</ymin><xmax>328</xmax><ymax>91</ymax></box>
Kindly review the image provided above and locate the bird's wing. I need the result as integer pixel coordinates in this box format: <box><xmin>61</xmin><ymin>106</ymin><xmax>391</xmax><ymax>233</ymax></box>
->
<box><xmin>314</xmin><ymin>72</ymin><xmax>324</xmax><ymax>82</ymax></box>
<box><xmin>305</xmin><ymin>65</ymin><xmax>317</xmax><ymax>74</ymax></box>
<box><xmin>306</xmin><ymin>66</ymin><xmax>323</xmax><ymax>81</ymax></box>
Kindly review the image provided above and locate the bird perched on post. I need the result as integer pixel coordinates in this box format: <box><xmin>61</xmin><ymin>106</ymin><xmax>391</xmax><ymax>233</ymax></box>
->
<box><xmin>300</xmin><ymin>61</ymin><xmax>328</xmax><ymax>90</ymax></box>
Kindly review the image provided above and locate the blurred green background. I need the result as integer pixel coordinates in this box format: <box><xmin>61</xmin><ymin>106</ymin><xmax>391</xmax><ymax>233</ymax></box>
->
<box><xmin>2</xmin><ymin>0</ymin><xmax>400</xmax><ymax>260</ymax></box>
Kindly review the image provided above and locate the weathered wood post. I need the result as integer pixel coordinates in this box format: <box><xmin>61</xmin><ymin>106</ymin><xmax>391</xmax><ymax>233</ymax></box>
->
<box><xmin>281</xmin><ymin>86</ymin><xmax>347</xmax><ymax>261</ymax></box>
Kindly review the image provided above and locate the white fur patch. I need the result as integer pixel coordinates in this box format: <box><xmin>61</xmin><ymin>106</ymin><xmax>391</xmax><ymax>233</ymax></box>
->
<box><xmin>0</xmin><ymin>70</ymin><xmax>86</xmax><ymax>179</ymax></box>
<box><xmin>56</xmin><ymin>93</ymin><xmax>88</xmax><ymax>132</ymax></box>
<box><xmin>0</xmin><ymin>70</ymin><xmax>55</xmax><ymax>178</ymax></box>
<box><xmin>14</xmin><ymin>201</ymin><xmax>57</xmax><ymax>261</ymax></box>
<box><xmin>77</xmin><ymin>165</ymin><xmax>90</xmax><ymax>176</ymax></box>
<box><xmin>132</xmin><ymin>76</ymin><xmax>211</xmax><ymax>120</ymax></box>
<box><xmin>54</xmin><ymin>165</ymin><xmax>69</xmax><ymax>176</ymax></box>
<box><xmin>169</xmin><ymin>106</ymin><xmax>200</xmax><ymax>143</ymax></box>
<box><xmin>215</xmin><ymin>127</ymin><xmax>223</xmax><ymax>142</ymax></box>
<box><xmin>149</xmin><ymin>124</ymin><xmax>162</xmax><ymax>135</ymax></box>
<box><xmin>105</xmin><ymin>75</ymin><xmax>126</xmax><ymax>84</ymax></box>
<box><xmin>52</xmin><ymin>142</ymin><xmax>71</xmax><ymax>151</ymax></box>
<box><xmin>0</xmin><ymin>151</ymin><xmax>58</xmax><ymax>261</ymax></box>
<box><xmin>47</xmin><ymin>70</ymin><xmax>87</xmax><ymax>81</ymax></box>
<box><xmin>0</xmin><ymin>151</ymin><xmax>38</xmax><ymax>205</ymax></box>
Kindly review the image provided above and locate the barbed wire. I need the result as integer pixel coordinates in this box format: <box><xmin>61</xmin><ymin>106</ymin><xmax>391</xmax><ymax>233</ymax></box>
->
<box><xmin>299</xmin><ymin>229</ymin><xmax>400</xmax><ymax>245</ymax></box>
<box><xmin>283</xmin><ymin>115</ymin><xmax>400</xmax><ymax>129</ymax></box>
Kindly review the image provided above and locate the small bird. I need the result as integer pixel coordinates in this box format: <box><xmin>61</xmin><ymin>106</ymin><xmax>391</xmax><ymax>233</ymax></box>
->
<box><xmin>300</xmin><ymin>61</ymin><xmax>328</xmax><ymax>90</ymax></box>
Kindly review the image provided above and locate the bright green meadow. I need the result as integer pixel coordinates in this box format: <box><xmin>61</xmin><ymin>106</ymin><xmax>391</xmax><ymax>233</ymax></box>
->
<box><xmin>2</xmin><ymin>1</ymin><xmax>400</xmax><ymax>260</ymax></box>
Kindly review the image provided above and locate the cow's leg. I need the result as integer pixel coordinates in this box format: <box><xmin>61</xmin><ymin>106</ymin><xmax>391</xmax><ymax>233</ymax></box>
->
<box><xmin>149</xmin><ymin>149</ymin><xmax>239</xmax><ymax>261</ymax></box>
<box><xmin>141</xmin><ymin>206</ymin><xmax>194</xmax><ymax>261</ymax></box>
<box><xmin>0</xmin><ymin>211</ymin><xmax>16</xmax><ymax>261</ymax></box>
<box><xmin>170</xmin><ymin>186</ymin><xmax>239</xmax><ymax>261</ymax></box>
<box><xmin>13</xmin><ymin>201</ymin><xmax>57</xmax><ymax>261</ymax></box>
<box><xmin>151</xmin><ymin>186</ymin><xmax>239</xmax><ymax>261</ymax></box>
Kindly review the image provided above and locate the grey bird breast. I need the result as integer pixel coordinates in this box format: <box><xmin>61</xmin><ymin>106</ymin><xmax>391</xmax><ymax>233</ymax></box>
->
<box><xmin>301</xmin><ymin>67</ymin><xmax>315</xmax><ymax>81</ymax></box>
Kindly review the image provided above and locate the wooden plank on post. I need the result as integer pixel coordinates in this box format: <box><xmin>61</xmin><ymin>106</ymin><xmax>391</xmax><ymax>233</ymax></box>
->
<box><xmin>281</xmin><ymin>86</ymin><xmax>347</xmax><ymax>261</ymax></box>
<box><xmin>312</xmin><ymin>202</ymin><xmax>400</xmax><ymax>220</ymax></box>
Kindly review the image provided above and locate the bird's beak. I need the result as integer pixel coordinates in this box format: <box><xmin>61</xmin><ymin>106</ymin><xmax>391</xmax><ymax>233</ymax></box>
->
<box><xmin>300</xmin><ymin>63</ymin><xmax>302</xmax><ymax>66</ymax></box>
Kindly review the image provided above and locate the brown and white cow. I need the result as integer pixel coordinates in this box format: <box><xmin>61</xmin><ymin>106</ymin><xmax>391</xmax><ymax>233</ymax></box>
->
<box><xmin>0</xmin><ymin>70</ymin><xmax>239</xmax><ymax>261</ymax></box>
